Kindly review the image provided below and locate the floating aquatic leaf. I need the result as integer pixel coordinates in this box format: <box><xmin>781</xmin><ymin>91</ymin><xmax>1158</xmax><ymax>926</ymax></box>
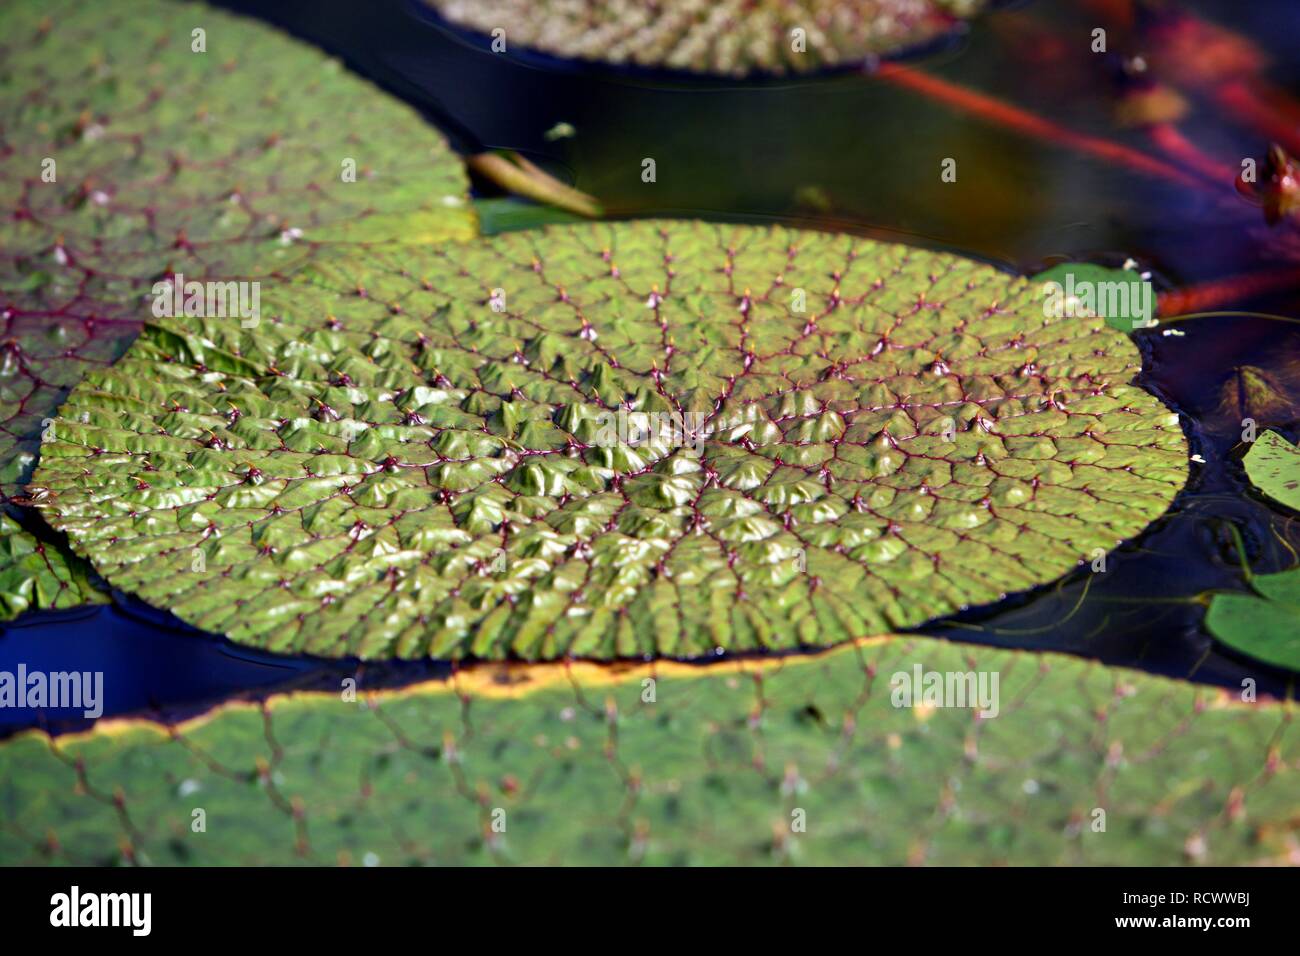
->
<box><xmin>0</xmin><ymin>0</ymin><xmax>475</xmax><ymax>612</ymax></box>
<box><xmin>32</xmin><ymin>221</ymin><xmax>1188</xmax><ymax>660</ymax></box>
<box><xmin>0</xmin><ymin>636</ymin><xmax>1293</xmax><ymax>865</ymax></box>
<box><xmin>424</xmin><ymin>0</ymin><xmax>985</xmax><ymax>77</ymax></box>
<box><xmin>1242</xmin><ymin>430</ymin><xmax>1300</xmax><ymax>512</ymax></box>
<box><xmin>1206</xmin><ymin>567</ymin><xmax>1300</xmax><ymax>671</ymax></box>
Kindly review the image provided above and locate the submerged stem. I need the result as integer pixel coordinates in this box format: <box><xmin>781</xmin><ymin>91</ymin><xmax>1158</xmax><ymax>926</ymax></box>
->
<box><xmin>1146</xmin><ymin>123</ymin><xmax>1238</xmax><ymax>184</ymax></box>
<box><xmin>1157</xmin><ymin>268</ymin><xmax>1300</xmax><ymax>319</ymax></box>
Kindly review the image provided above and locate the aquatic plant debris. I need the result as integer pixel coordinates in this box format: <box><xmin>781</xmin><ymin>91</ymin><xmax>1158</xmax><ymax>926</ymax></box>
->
<box><xmin>1212</xmin><ymin>366</ymin><xmax>1298</xmax><ymax>431</ymax></box>
<box><xmin>423</xmin><ymin>0</ymin><xmax>986</xmax><ymax>77</ymax></box>
<box><xmin>0</xmin><ymin>0</ymin><xmax>475</xmax><ymax>613</ymax></box>
<box><xmin>31</xmin><ymin>221</ymin><xmax>1188</xmax><ymax>660</ymax></box>
<box><xmin>0</xmin><ymin>636</ymin><xmax>1295</xmax><ymax>865</ymax></box>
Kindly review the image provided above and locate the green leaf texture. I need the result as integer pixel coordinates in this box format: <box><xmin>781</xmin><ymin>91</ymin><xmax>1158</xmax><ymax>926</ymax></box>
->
<box><xmin>424</xmin><ymin>0</ymin><xmax>985</xmax><ymax>77</ymax></box>
<box><xmin>0</xmin><ymin>0</ymin><xmax>475</xmax><ymax>615</ymax></box>
<box><xmin>31</xmin><ymin>221</ymin><xmax>1189</xmax><ymax>660</ymax></box>
<box><xmin>0</xmin><ymin>513</ymin><xmax>106</xmax><ymax>620</ymax></box>
<box><xmin>0</xmin><ymin>637</ymin><xmax>1294</xmax><ymax>865</ymax></box>
<box><xmin>1243</xmin><ymin>430</ymin><xmax>1300</xmax><ymax>513</ymax></box>
<box><xmin>0</xmin><ymin>0</ymin><xmax>474</xmax><ymax>491</ymax></box>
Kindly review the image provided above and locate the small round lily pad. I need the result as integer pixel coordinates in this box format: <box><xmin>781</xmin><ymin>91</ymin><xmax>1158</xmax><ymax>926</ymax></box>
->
<box><xmin>1206</xmin><ymin>567</ymin><xmax>1300</xmax><ymax>672</ymax></box>
<box><xmin>32</xmin><ymin>221</ymin><xmax>1188</xmax><ymax>660</ymax></box>
<box><xmin>1</xmin><ymin>636</ymin><xmax>1294</xmax><ymax>865</ymax></box>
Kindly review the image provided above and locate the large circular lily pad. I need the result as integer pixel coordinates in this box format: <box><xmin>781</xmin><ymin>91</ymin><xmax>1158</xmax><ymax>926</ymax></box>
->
<box><xmin>32</xmin><ymin>221</ymin><xmax>1188</xmax><ymax>660</ymax></box>
<box><xmin>424</xmin><ymin>0</ymin><xmax>985</xmax><ymax>77</ymax></box>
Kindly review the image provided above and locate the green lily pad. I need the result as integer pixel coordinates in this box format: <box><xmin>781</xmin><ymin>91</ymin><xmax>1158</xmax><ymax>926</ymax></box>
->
<box><xmin>0</xmin><ymin>0</ymin><xmax>476</xmax><ymax>613</ymax></box>
<box><xmin>1206</xmin><ymin>567</ymin><xmax>1300</xmax><ymax>671</ymax></box>
<box><xmin>0</xmin><ymin>636</ymin><xmax>1294</xmax><ymax>865</ymax></box>
<box><xmin>423</xmin><ymin>0</ymin><xmax>986</xmax><ymax>77</ymax></box>
<box><xmin>1242</xmin><ymin>430</ymin><xmax>1300</xmax><ymax>512</ymax></box>
<box><xmin>32</xmin><ymin>221</ymin><xmax>1188</xmax><ymax>660</ymax></box>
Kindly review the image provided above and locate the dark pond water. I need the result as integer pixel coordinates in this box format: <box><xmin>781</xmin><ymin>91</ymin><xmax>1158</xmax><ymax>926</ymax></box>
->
<box><xmin>3</xmin><ymin>0</ymin><xmax>1299</xmax><ymax>733</ymax></box>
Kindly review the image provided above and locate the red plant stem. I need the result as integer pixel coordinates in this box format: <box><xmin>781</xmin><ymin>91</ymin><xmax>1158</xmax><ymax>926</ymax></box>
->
<box><xmin>1158</xmin><ymin>268</ymin><xmax>1300</xmax><ymax>317</ymax></box>
<box><xmin>875</xmin><ymin>63</ymin><xmax>1215</xmax><ymax>193</ymax></box>
<box><xmin>1146</xmin><ymin>124</ymin><xmax>1239</xmax><ymax>185</ymax></box>
<box><xmin>1215</xmin><ymin>80</ymin><xmax>1300</xmax><ymax>159</ymax></box>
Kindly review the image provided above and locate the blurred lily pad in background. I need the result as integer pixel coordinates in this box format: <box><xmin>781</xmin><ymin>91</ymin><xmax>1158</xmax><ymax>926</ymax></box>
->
<box><xmin>3</xmin><ymin>636</ymin><xmax>1296</xmax><ymax>865</ymax></box>
<box><xmin>422</xmin><ymin>0</ymin><xmax>987</xmax><ymax>77</ymax></box>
